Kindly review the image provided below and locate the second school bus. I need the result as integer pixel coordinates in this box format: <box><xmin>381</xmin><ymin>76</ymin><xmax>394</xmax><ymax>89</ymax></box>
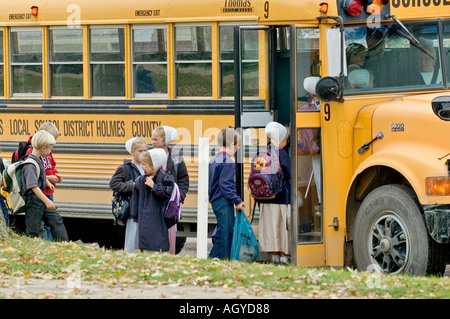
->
<box><xmin>0</xmin><ymin>0</ymin><xmax>449</xmax><ymax>275</ymax></box>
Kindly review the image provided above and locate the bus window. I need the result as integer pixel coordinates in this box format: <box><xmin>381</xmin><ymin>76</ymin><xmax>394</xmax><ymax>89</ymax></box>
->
<box><xmin>132</xmin><ymin>25</ymin><xmax>168</xmax><ymax>97</ymax></box>
<box><xmin>90</xmin><ymin>27</ymin><xmax>125</xmax><ymax>97</ymax></box>
<box><xmin>344</xmin><ymin>22</ymin><xmax>443</xmax><ymax>93</ymax></box>
<box><xmin>296</xmin><ymin>28</ymin><xmax>320</xmax><ymax>110</ymax></box>
<box><xmin>175</xmin><ymin>24</ymin><xmax>212</xmax><ymax>97</ymax></box>
<box><xmin>444</xmin><ymin>22</ymin><xmax>450</xmax><ymax>85</ymax></box>
<box><xmin>49</xmin><ymin>28</ymin><xmax>83</xmax><ymax>97</ymax></box>
<box><xmin>219</xmin><ymin>24</ymin><xmax>259</xmax><ymax>98</ymax></box>
<box><xmin>0</xmin><ymin>30</ymin><xmax>3</xmax><ymax>97</ymax></box>
<box><xmin>296</xmin><ymin>28</ymin><xmax>322</xmax><ymax>244</ymax></box>
<box><xmin>10</xmin><ymin>28</ymin><xmax>43</xmax><ymax>96</ymax></box>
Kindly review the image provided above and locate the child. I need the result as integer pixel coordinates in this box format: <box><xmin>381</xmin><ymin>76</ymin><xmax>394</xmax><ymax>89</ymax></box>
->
<box><xmin>0</xmin><ymin>156</ymin><xmax>10</xmax><ymax>225</ymax></box>
<box><xmin>110</xmin><ymin>137</ymin><xmax>148</xmax><ymax>252</ymax></box>
<box><xmin>22</xmin><ymin>130</ymin><xmax>68</xmax><ymax>241</ymax></box>
<box><xmin>346</xmin><ymin>42</ymin><xmax>372</xmax><ymax>89</ymax></box>
<box><xmin>258</xmin><ymin>122</ymin><xmax>291</xmax><ymax>263</ymax></box>
<box><xmin>132</xmin><ymin>148</ymin><xmax>175</xmax><ymax>252</ymax></box>
<box><xmin>26</xmin><ymin>122</ymin><xmax>62</xmax><ymax>199</ymax></box>
<box><xmin>208</xmin><ymin>127</ymin><xmax>245</xmax><ymax>260</ymax></box>
<box><xmin>25</xmin><ymin>122</ymin><xmax>62</xmax><ymax>240</ymax></box>
<box><xmin>151</xmin><ymin>125</ymin><xmax>189</xmax><ymax>254</ymax></box>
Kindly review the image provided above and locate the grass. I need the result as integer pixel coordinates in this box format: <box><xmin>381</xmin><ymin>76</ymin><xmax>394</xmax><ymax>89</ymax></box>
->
<box><xmin>0</xmin><ymin>231</ymin><xmax>448</xmax><ymax>299</ymax></box>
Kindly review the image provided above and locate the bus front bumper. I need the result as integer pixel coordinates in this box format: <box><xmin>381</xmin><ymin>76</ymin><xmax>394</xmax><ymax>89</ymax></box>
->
<box><xmin>423</xmin><ymin>205</ymin><xmax>450</xmax><ymax>244</ymax></box>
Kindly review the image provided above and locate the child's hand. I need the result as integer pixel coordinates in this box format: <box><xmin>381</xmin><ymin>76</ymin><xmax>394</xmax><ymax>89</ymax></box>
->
<box><xmin>47</xmin><ymin>175</ymin><xmax>60</xmax><ymax>183</ymax></box>
<box><xmin>45</xmin><ymin>199</ymin><xmax>56</xmax><ymax>210</ymax></box>
<box><xmin>145</xmin><ymin>176</ymin><xmax>154</xmax><ymax>188</ymax></box>
<box><xmin>235</xmin><ymin>202</ymin><xmax>245</xmax><ymax>211</ymax></box>
<box><xmin>46</xmin><ymin>180</ymin><xmax>55</xmax><ymax>191</ymax></box>
<box><xmin>55</xmin><ymin>173</ymin><xmax>62</xmax><ymax>182</ymax></box>
<box><xmin>46</xmin><ymin>180</ymin><xmax>55</xmax><ymax>190</ymax></box>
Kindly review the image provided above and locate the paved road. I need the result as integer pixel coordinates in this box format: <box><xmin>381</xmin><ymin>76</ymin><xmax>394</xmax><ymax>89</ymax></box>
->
<box><xmin>178</xmin><ymin>237</ymin><xmax>212</xmax><ymax>257</ymax></box>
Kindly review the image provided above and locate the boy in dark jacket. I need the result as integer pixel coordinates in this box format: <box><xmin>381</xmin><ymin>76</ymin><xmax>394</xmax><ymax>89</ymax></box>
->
<box><xmin>208</xmin><ymin>127</ymin><xmax>245</xmax><ymax>260</ymax></box>
<box><xmin>133</xmin><ymin>148</ymin><xmax>174</xmax><ymax>252</ymax></box>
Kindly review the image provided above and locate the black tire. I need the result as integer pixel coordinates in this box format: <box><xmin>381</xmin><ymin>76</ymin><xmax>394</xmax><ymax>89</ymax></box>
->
<box><xmin>353</xmin><ymin>184</ymin><xmax>442</xmax><ymax>276</ymax></box>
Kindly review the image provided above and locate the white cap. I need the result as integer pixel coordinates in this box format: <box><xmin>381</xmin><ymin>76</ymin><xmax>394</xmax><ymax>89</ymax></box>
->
<box><xmin>303</xmin><ymin>76</ymin><xmax>320</xmax><ymax>95</ymax></box>
<box><xmin>265</xmin><ymin>121</ymin><xmax>287</xmax><ymax>143</ymax></box>
<box><xmin>162</xmin><ymin>126</ymin><xmax>178</xmax><ymax>144</ymax></box>
<box><xmin>148</xmin><ymin>148</ymin><xmax>167</xmax><ymax>171</ymax></box>
<box><xmin>125</xmin><ymin>137</ymin><xmax>137</xmax><ymax>154</ymax></box>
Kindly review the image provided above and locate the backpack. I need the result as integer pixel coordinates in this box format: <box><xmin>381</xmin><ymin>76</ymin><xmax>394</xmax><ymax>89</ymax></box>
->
<box><xmin>0</xmin><ymin>157</ymin><xmax>9</xmax><ymax>176</ymax></box>
<box><xmin>111</xmin><ymin>163</ymin><xmax>135</xmax><ymax>226</ymax></box>
<box><xmin>164</xmin><ymin>181</ymin><xmax>181</xmax><ymax>228</ymax></box>
<box><xmin>11</xmin><ymin>141</ymin><xmax>32</xmax><ymax>163</ymax></box>
<box><xmin>248</xmin><ymin>147</ymin><xmax>284</xmax><ymax>200</ymax></box>
<box><xmin>1</xmin><ymin>158</ymin><xmax>40</xmax><ymax>214</ymax></box>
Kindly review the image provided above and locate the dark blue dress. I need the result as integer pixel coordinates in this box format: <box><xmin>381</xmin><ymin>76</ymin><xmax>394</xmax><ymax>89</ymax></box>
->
<box><xmin>132</xmin><ymin>170</ymin><xmax>174</xmax><ymax>252</ymax></box>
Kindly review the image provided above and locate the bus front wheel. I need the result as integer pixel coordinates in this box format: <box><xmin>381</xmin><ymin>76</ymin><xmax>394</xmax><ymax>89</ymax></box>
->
<box><xmin>353</xmin><ymin>184</ymin><xmax>430</xmax><ymax>276</ymax></box>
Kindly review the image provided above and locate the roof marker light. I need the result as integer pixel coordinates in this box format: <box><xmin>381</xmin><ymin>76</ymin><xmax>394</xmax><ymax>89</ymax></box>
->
<box><xmin>31</xmin><ymin>6</ymin><xmax>38</xmax><ymax>16</ymax></box>
<box><xmin>366</xmin><ymin>0</ymin><xmax>384</xmax><ymax>15</ymax></box>
<box><xmin>343</xmin><ymin>0</ymin><xmax>364</xmax><ymax>17</ymax></box>
<box><xmin>319</xmin><ymin>2</ymin><xmax>328</xmax><ymax>13</ymax></box>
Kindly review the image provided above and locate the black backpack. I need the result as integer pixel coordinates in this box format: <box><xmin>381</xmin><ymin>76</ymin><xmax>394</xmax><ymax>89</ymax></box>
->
<box><xmin>11</xmin><ymin>141</ymin><xmax>32</xmax><ymax>163</ymax></box>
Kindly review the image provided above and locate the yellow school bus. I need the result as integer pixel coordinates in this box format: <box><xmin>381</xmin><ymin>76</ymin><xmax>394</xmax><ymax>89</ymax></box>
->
<box><xmin>0</xmin><ymin>0</ymin><xmax>449</xmax><ymax>275</ymax></box>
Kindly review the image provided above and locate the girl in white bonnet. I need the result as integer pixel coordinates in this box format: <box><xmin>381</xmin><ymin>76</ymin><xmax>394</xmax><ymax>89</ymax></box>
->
<box><xmin>151</xmin><ymin>126</ymin><xmax>190</xmax><ymax>254</ymax></box>
<box><xmin>258</xmin><ymin>121</ymin><xmax>291</xmax><ymax>263</ymax></box>
<box><xmin>110</xmin><ymin>137</ymin><xmax>148</xmax><ymax>252</ymax></box>
<box><xmin>132</xmin><ymin>148</ymin><xmax>175</xmax><ymax>252</ymax></box>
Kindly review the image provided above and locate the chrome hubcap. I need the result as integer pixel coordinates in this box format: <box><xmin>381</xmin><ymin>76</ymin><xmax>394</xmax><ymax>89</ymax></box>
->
<box><xmin>368</xmin><ymin>213</ymin><xmax>409</xmax><ymax>274</ymax></box>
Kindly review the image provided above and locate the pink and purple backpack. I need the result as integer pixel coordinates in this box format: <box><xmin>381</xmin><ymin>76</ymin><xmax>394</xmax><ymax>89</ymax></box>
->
<box><xmin>248</xmin><ymin>148</ymin><xmax>284</xmax><ymax>201</ymax></box>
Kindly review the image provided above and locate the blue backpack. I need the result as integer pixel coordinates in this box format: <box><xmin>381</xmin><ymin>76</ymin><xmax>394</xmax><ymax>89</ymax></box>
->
<box><xmin>111</xmin><ymin>163</ymin><xmax>135</xmax><ymax>226</ymax></box>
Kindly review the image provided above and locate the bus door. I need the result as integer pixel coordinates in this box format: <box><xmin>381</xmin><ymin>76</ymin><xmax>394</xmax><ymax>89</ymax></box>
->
<box><xmin>234</xmin><ymin>25</ymin><xmax>325</xmax><ymax>266</ymax></box>
<box><xmin>291</xmin><ymin>25</ymin><xmax>325</xmax><ymax>267</ymax></box>
<box><xmin>233</xmin><ymin>25</ymin><xmax>273</xmax><ymax>197</ymax></box>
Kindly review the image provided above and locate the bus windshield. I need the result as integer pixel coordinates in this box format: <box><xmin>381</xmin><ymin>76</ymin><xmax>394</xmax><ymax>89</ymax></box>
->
<box><xmin>344</xmin><ymin>21</ymin><xmax>447</xmax><ymax>93</ymax></box>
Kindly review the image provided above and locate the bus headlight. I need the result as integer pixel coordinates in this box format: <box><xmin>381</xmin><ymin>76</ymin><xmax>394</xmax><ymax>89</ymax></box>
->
<box><xmin>426</xmin><ymin>177</ymin><xmax>450</xmax><ymax>196</ymax></box>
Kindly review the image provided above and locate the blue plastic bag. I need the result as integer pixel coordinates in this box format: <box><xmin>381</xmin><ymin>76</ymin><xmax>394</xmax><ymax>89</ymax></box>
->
<box><xmin>230</xmin><ymin>210</ymin><xmax>259</xmax><ymax>262</ymax></box>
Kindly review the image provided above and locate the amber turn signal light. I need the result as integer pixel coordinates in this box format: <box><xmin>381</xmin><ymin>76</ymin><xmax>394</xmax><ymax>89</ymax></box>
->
<box><xmin>426</xmin><ymin>176</ymin><xmax>450</xmax><ymax>196</ymax></box>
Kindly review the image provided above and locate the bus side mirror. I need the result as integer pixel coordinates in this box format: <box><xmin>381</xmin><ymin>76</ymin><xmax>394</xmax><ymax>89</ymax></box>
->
<box><xmin>315</xmin><ymin>76</ymin><xmax>343</xmax><ymax>102</ymax></box>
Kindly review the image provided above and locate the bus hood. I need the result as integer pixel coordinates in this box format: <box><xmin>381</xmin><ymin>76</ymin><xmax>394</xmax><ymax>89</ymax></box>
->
<box><xmin>354</xmin><ymin>94</ymin><xmax>450</xmax><ymax>205</ymax></box>
<box><xmin>366</xmin><ymin>93</ymin><xmax>450</xmax><ymax>203</ymax></box>
<box><xmin>371</xmin><ymin>93</ymin><xmax>450</xmax><ymax>161</ymax></box>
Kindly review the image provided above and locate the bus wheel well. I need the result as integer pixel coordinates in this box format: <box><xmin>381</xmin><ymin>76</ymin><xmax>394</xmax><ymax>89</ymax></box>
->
<box><xmin>344</xmin><ymin>166</ymin><xmax>409</xmax><ymax>267</ymax></box>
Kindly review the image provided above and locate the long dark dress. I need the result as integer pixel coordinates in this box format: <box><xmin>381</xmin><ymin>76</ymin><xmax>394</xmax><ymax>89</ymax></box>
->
<box><xmin>132</xmin><ymin>170</ymin><xmax>174</xmax><ymax>252</ymax></box>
